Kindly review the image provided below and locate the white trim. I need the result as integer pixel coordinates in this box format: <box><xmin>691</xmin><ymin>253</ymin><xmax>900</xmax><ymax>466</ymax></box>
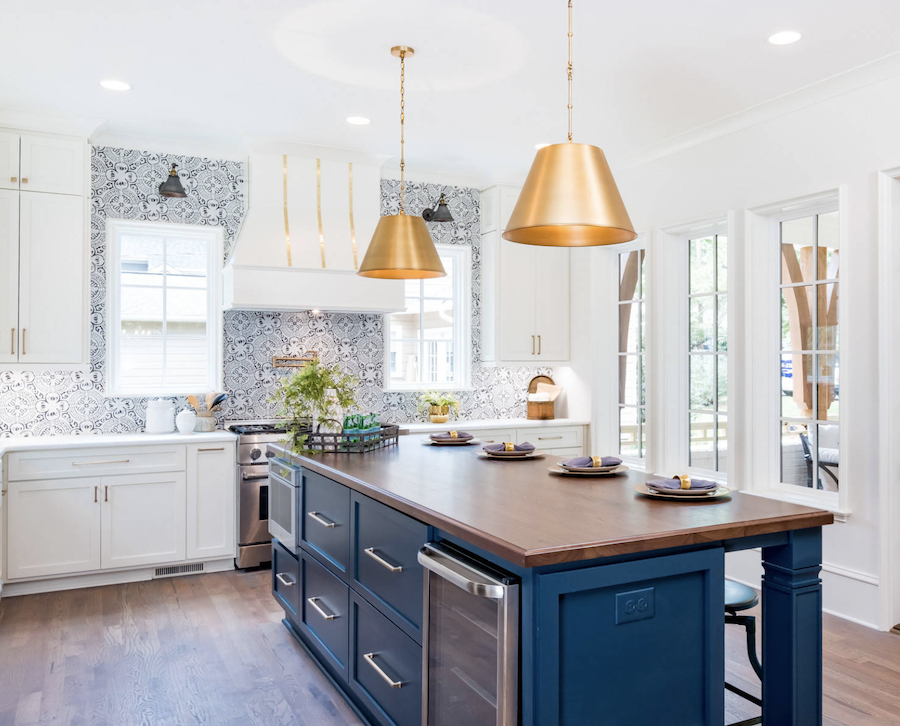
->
<box><xmin>105</xmin><ymin>219</ymin><xmax>224</xmax><ymax>398</ymax></box>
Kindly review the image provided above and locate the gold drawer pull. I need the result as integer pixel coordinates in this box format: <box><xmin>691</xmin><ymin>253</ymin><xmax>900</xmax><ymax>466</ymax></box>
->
<box><xmin>10</xmin><ymin>176</ymin><xmax>16</xmax><ymax>183</ymax></box>
<box><xmin>307</xmin><ymin>597</ymin><xmax>336</xmax><ymax>620</ymax></box>
<box><xmin>364</xmin><ymin>547</ymin><xmax>402</xmax><ymax>573</ymax></box>
<box><xmin>72</xmin><ymin>459</ymin><xmax>130</xmax><ymax>466</ymax></box>
<box><xmin>363</xmin><ymin>653</ymin><xmax>403</xmax><ymax>688</ymax></box>
<box><xmin>532</xmin><ymin>335</ymin><xmax>535</xmax><ymax>354</ymax></box>
<box><xmin>538</xmin><ymin>334</ymin><xmax>542</xmax><ymax>354</ymax></box>
<box><xmin>275</xmin><ymin>572</ymin><xmax>295</xmax><ymax>587</ymax></box>
<box><xmin>21</xmin><ymin>177</ymin><xmax>28</xmax><ymax>184</ymax></box>
<box><xmin>20</xmin><ymin>328</ymin><xmax>25</xmax><ymax>355</ymax></box>
<box><xmin>308</xmin><ymin>511</ymin><xmax>336</xmax><ymax>528</ymax></box>
<box><xmin>538</xmin><ymin>436</ymin><xmax>564</xmax><ymax>441</ymax></box>
<box><xmin>198</xmin><ymin>447</ymin><xmax>224</xmax><ymax>452</ymax></box>
<box><xmin>10</xmin><ymin>328</ymin><xmax>14</xmax><ymax>355</ymax></box>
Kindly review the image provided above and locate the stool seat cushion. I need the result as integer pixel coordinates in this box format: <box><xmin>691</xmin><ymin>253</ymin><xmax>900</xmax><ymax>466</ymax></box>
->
<box><xmin>725</xmin><ymin>579</ymin><xmax>759</xmax><ymax>611</ymax></box>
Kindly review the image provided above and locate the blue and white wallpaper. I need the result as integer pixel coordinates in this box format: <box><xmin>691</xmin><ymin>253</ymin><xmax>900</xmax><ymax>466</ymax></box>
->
<box><xmin>0</xmin><ymin>147</ymin><xmax>548</xmax><ymax>436</ymax></box>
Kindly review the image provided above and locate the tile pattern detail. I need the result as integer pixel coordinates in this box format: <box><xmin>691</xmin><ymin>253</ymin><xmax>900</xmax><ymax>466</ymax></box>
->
<box><xmin>0</xmin><ymin>149</ymin><xmax>549</xmax><ymax>436</ymax></box>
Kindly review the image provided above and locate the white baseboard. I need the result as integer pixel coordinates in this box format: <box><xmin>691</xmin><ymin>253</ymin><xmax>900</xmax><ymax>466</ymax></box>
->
<box><xmin>1</xmin><ymin>557</ymin><xmax>235</xmax><ymax>597</ymax></box>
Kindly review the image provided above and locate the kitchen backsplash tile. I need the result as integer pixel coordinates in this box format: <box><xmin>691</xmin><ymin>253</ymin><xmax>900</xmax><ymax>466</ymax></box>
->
<box><xmin>0</xmin><ymin>147</ymin><xmax>549</xmax><ymax>436</ymax></box>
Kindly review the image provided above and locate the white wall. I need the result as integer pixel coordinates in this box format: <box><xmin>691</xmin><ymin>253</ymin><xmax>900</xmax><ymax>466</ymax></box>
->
<box><xmin>590</xmin><ymin>70</ymin><xmax>900</xmax><ymax>628</ymax></box>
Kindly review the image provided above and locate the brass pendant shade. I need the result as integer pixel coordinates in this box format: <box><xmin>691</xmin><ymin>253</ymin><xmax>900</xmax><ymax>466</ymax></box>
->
<box><xmin>358</xmin><ymin>214</ymin><xmax>446</xmax><ymax>279</ymax></box>
<box><xmin>502</xmin><ymin>143</ymin><xmax>636</xmax><ymax>247</ymax></box>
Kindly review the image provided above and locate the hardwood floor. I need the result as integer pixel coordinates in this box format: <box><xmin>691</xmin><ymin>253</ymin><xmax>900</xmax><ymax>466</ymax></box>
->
<box><xmin>0</xmin><ymin>570</ymin><xmax>899</xmax><ymax>725</ymax></box>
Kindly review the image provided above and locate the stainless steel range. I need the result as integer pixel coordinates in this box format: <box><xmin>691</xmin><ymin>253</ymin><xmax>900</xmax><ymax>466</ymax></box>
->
<box><xmin>228</xmin><ymin>420</ymin><xmax>309</xmax><ymax>569</ymax></box>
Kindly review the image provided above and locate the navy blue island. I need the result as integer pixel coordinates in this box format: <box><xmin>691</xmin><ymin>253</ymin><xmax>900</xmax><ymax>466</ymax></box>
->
<box><xmin>266</xmin><ymin>439</ymin><xmax>833</xmax><ymax>726</ymax></box>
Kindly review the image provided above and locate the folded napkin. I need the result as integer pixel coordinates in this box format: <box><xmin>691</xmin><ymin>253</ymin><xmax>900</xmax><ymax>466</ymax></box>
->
<box><xmin>561</xmin><ymin>456</ymin><xmax>622</xmax><ymax>469</ymax></box>
<box><xmin>646</xmin><ymin>477</ymin><xmax>718</xmax><ymax>492</ymax></box>
<box><xmin>430</xmin><ymin>431</ymin><xmax>473</xmax><ymax>441</ymax></box>
<box><xmin>483</xmin><ymin>442</ymin><xmax>535</xmax><ymax>453</ymax></box>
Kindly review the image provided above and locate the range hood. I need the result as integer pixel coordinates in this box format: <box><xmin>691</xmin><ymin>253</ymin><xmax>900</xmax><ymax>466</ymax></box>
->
<box><xmin>224</xmin><ymin>146</ymin><xmax>403</xmax><ymax>313</ymax></box>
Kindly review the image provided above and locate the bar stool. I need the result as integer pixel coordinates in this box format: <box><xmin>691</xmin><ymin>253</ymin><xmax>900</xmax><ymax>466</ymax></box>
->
<box><xmin>725</xmin><ymin>579</ymin><xmax>762</xmax><ymax>726</ymax></box>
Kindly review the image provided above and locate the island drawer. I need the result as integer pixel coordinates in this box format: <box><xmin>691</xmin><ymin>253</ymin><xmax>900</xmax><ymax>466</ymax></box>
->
<box><xmin>472</xmin><ymin>429</ymin><xmax>516</xmax><ymax>446</ymax></box>
<box><xmin>349</xmin><ymin>592</ymin><xmax>422</xmax><ymax>726</ymax></box>
<box><xmin>301</xmin><ymin>550</ymin><xmax>350</xmax><ymax>680</ymax></box>
<box><xmin>352</xmin><ymin>492</ymin><xmax>427</xmax><ymax>643</ymax></box>
<box><xmin>302</xmin><ymin>469</ymin><xmax>350</xmax><ymax>575</ymax></box>
<box><xmin>7</xmin><ymin>445</ymin><xmax>186</xmax><ymax>481</ymax></box>
<box><xmin>272</xmin><ymin>540</ymin><xmax>300</xmax><ymax>623</ymax></box>
<box><xmin>522</xmin><ymin>426</ymin><xmax>583</xmax><ymax>450</ymax></box>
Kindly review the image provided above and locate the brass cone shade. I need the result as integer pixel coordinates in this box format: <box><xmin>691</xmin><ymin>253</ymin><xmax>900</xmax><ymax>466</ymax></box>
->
<box><xmin>502</xmin><ymin>143</ymin><xmax>636</xmax><ymax>247</ymax></box>
<box><xmin>358</xmin><ymin>214</ymin><xmax>446</xmax><ymax>279</ymax></box>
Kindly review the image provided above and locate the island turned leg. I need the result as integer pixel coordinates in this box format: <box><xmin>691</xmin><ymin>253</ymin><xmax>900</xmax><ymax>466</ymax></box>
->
<box><xmin>761</xmin><ymin>527</ymin><xmax>823</xmax><ymax>725</ymax></box>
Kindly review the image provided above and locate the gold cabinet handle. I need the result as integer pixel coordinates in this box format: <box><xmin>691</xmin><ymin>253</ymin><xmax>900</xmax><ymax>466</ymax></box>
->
<box><xmin>538</xmin><ymin>335</ymin><xmax>542</xmax><ymax>355</ymax></box>
<box><xmin>532</xmin><ymin>335</ymin><xmax>535</xmax><ymax>354</ymax></box>
<box><xmin>72</xmin><ymin>459</ymin><xmax>130</xmax><ymax>466</ymax></box>
<box><xmin>307</xmin><ymin>596</ymin><xmax>337</xmax><ymax>620</ymax></box>
<box><xmin>275</xmin><ymin>572</ymin><xmax>295</xmax><ymax>587</ymax></box>
<box><xmin>308</xmin><ymin>511</ymin><xmax>336</xmax><ymax>529</ymax></box>
<box><xmin>104</xmin><ymin>485</ymin><xmax>108</xmax><ymax>502</ymax></box>
<box><xmin>10</xmin><ymin>328</ymin><xmax>14</xmax><ymax>355</ymax></box>
<box><xmin>364</xmin><ymin>547</ymin><xmax>402</xmax><ymax>573</ymax></box>
<box><xmin>538</xmin><ymin>435</ymin><xmax>564</xmax><ymax>441</ymax></box>
<box><xmin>21</xmin><ymin>178</ymin><xmax>27</xmax><ymax>184</ymax></box>
<box><xmin>20</xmin><ymin>328</ymin><xmax>25</xmax><ymax>355</ymax></box>
<box><xmin>9</xmin><ymin>176</ymin><xmax>16</xmax><ymax>183</ymax></box>
<box><xmin>363</xmin><ymin>653</ymin><xmax>403</xmax><ymax>688</ymax></box>
<box><xmin>94</xmin><ymin>485</ymin><xmax>98</xmax><ymax>503</ymax></box>
<box><xmin>198</xmin><ymin>447</ymin><xmax>224</xmax><ymax>452</ymax></box>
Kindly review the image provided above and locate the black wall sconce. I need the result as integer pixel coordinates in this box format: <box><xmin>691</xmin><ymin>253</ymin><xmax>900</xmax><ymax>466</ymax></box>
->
<box><xmin>422</xmin><ymin>193</ymin><xmax>454</xmax><ymax>222</ymax></box>
<box><xmin>159</xmin><ymin>163</ymin><xmax>187</xmax><ymax>198</ymax></box>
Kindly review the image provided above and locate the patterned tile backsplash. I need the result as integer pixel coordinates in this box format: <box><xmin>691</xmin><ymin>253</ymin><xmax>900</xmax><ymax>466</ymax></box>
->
<box><xmin>0</xmin><ymin>146</ymin><xmax>549</xmax><ymax>437</ymax></box>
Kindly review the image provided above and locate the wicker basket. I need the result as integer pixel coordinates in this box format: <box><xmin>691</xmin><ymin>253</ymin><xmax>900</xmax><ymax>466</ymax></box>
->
<box><xmin>527</xmin><ymin>375</ymin><xmax>555</xmax><ymax>420</ymax></box>
<box><xmin>305</xmin><ymin>425</ymin><xmax>400</xmax><ymax>454</ymax></box>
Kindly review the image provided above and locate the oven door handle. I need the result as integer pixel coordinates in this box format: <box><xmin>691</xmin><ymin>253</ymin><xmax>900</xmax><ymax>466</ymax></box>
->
<box><xmin>242</xmin><ymin>472</ymin><xmax>269</xmax><ymax>481</ymax></box>
<box><xmin>418</xmin><ymin>544</ymin><xmax>506</xmax><ymax>599</ymax></box>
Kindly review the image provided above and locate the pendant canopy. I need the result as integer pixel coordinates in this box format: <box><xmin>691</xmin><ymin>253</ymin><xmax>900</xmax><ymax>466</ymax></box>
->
<box><xmin>502</xmin><ymin>143</ymin><xmax>636</xmax><ymax>247</ymax></box>
<box><xmin>358</xmin><ymin>214</ymin><xmax>446</xmax><ymax>279</ymax></box>
<box><xmin>159</xmin><ymin>163</ymin><xmax>187</xmax><ymax>198</ymax></box>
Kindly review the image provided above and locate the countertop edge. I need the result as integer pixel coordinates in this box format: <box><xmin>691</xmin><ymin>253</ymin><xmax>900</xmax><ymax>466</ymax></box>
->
<box><xmin>0</xmin><ymin>431</ymin><xmax>238</xmax><ymax>458</ymax></box>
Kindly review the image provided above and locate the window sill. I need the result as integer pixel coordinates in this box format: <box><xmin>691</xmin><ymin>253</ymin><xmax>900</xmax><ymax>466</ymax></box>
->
<box><xmin>383</xmin><ymin>385</ymin><xmax>476</xmax><ymax>393</ymax></box>
<box><xmin>104</xmin><ymin>389</ymin><xmax>220</xmax><ymax>399</ymax></box>
<box><xmin>741</xmin><ymin>488</ymin><xmax>851</xmax><ymax>522</ymax></box>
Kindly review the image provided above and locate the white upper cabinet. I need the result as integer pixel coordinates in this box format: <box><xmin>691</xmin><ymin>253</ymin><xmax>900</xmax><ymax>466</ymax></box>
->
<box><xmin>0</xmin><ymin>190</ymin><xmax>19</xmax><ymax>364</ymax></box>
<box><xmin>19</xmin><ymin>134</ymin><xmax>85</xmax><ymax>196</ymax></box>
<box><xmin>18</xmin><ymin>192</ymin><xmax>85</xmax><ymax>364</ymax></box>
<box><xmin>0</xmin><ymin>132</ymin><xmax>20</xmax><ymax>191</ymax></box>
<box><xmin>480</xmin><ymin>185</ymin><xmax>571</xmax><ymax>364</ymax></box>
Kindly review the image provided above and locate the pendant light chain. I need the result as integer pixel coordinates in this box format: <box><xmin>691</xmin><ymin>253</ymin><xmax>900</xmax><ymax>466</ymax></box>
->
<box><xmin>567</xmin><ymin>0</ymin><xmax>573</xmax><ymax>143</ymax></box>
<box><xmin>400</xmin><ymin>49</ymin><xmax>406</xmax><ymax>214</ymax></box>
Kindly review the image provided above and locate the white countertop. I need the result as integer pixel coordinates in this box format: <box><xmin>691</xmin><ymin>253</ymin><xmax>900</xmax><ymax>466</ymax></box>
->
<box><xmin>397</xmin><ymin>418</ymin><xmax>589</xmax><ymax>435</ymax></box>
<box><xmin>0</xmin><ymin>430</ymin><xmax>238</xmax><ymax>458</ymax></box>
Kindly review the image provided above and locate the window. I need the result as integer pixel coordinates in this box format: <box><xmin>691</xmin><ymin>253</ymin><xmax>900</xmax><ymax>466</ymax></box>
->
<box><xmin>779</xmin><ymin>211</ymin><xmax>840</xmax><ymax>491</ymax></box>
<box><xmin>107</xmin><ymin>220</ymin><xmax>222</xmax><ymax>396</ymax></box>
<box><xmin>688</xmin><ymin>234</ymin><xmax>728</xmax><ymax>473</ymax></box>
<box><xmin>386</xmin><ymin>244</ymin><xmax>470</xmax><ymax>388</ymax></box>
<box><xmin>618</xmin><ymin>248</ymin><xmax>647</xmax><ymax>458</ymax></box>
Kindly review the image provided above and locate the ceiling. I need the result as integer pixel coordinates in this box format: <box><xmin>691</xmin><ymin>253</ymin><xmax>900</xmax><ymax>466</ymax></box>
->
<box><xmin>3</xmin><ymin>0</ymin><xmax>900</xmax><ymax>183</ymax></box>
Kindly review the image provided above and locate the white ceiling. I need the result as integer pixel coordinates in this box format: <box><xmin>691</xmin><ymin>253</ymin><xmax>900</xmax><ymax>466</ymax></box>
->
<box><xmin>3</xmin><ymin>0</ymin><xmax>900</xmax><ymax>183</ymax></box>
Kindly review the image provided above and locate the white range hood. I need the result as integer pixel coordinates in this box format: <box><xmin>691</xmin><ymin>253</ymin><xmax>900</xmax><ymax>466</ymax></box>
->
<box><xmin>223</xmin><ymin>145</ymin><xmax>403</xmax><ymax>313</ymax></box>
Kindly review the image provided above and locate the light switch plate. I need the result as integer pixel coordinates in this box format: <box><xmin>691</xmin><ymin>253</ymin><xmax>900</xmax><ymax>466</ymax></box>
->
<box><xmin>616</xmin><ymin>587</ymin><xmax>655</xmax><ymax>624</ymax></box>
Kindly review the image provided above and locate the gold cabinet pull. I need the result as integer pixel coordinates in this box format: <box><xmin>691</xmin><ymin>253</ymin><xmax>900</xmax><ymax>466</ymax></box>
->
<box><xmin>21</xmin><ymin>177</ymin><xmax>27</xmax><ymax>184</ymax></box>
<box><xmin>104</xmin><ymin>485</ymin><xmax>109</xmax><ymax>502</ymax></box>
<box><xmin>308</xmin><ymin>511</ymin><xmax>336</xmax><ymax>529</ymax></box>
<box><xmin>72</xmin><ymin>459</ymin><xmax>130</xmax><ymax>466</ymax></box>
<box><xmin>363</xmin><ymin>653</ymin><xmax>403</xmax><ymax>688</ymax></box>
<box><xmin>538</xmin><ymin>335</ymin><xmax>542</xmax><ymax>355</ymax></box>
<box><xmin>307</xmin><ymin>597</ymin><xmax>337</xmax><ymax>620</ymax></box>
<box><xmin>10</xmin><ymin>328</ymin><xmax>14</xmax><ymax>355</ymax></box>
<box><xmin>364</xmin><ymin>547</ymin><xmax>402</xmax><ymax>573</ymax></box>
<box><xmin>94</xmin><ymin>485</ymin><xmax>98</xmax><ymax>503</ymax></box>
<box><xmin>20</xmin><ymin>328</ymin><xmax>25</xmax><ymax>355</ymax></box>
<box><xmin>9</xmin><ymin>176</ymin><xmax>16</xmax><ymax>183</ymax></box>
<box><xmin>198</xmin><ymin>447</ymin><xmax>224</xmax><ymax>452</ymax></box>
<box><xmin>532</xmin><ymin>335</ymin><xmax>535</xmax><ymax>354</ymax></box>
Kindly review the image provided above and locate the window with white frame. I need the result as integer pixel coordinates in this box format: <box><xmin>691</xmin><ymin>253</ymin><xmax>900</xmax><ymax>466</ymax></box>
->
<box><xmin>618</xmin><ymin>248</ymin><xmax>647</xmax><ymax>458</ymax></box>
<box><xmin>387</xmin><ymin>244</ymin><xmax>470</xmax><ymax>388</ymax></box>
<box><xmin>779</xmin><ymin>211</ymin><xmax>840</xmax><ymax>491</ymax></box>
<box><xmin>688</xmin><ymin>234</ymin><xmax>728</xmax><ymax>473</ymax></box>
<box><xmin>107</xmin><ymin>220</ymin><xmax>222</xmax><ymax>396</ymax></box>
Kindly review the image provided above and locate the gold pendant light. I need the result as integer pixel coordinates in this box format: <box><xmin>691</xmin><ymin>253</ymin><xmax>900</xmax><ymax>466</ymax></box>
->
<box><xmin>358</xmin><ymin>46</ymin><xmax>446</xmax><ymax>279</ymax></box>
<box><xmin>503</xmin><ymin>1</ymin><xmax>636</xmax><ymax>247</ymax></box>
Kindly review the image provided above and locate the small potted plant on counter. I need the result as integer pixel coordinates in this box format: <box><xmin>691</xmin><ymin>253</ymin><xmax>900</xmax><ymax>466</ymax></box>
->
<box><xmin>418</xmin><ymin>391</ymin><xmax>460</xmax><ymax>424</ymax></box>
<box><xmin>270</xmin><ymin>360</ymin><xmax>358</xmax><ymax>454</ymax></box>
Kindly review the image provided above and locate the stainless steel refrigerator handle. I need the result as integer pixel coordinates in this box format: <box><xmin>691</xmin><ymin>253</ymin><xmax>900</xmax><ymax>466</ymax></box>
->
<box><xmin>417</xmin><ymin>546</ymin><xmax>505</xmax><ymax>599</ymax></box>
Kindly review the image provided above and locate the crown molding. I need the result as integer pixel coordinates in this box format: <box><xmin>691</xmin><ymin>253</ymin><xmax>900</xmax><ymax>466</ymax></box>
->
<box><xmin>0</xmin><ymin>107</ymin><xmax>102</xmax><ymax>139</ymax></box>
<box><xmin>619</xmin><ymin>50</ymin><xmax>900</xmax><ymax>170</ymax></box>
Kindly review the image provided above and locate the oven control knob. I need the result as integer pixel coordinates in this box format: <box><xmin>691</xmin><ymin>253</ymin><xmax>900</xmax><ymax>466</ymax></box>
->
<box><xmin>250</xmin><ymin>447</ymin><xmax>262</xmax><ymax>461</ymax></box>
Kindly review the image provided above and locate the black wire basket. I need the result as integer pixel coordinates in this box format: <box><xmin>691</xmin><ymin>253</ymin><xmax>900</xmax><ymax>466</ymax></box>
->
<box><xmin>305</xmin><ymin>424</ymin><xmax>400</xmax><ymax>454</ymax></box>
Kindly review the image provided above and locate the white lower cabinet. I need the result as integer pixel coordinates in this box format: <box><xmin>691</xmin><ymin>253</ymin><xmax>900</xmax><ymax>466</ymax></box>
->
<box><xmin>186</xmin><ymin>444</ymin><xmax>235</xmax><ymax>560</ymax></box>
<box><xmin>101</xmin><ymin>472</ymin><xmax>186</xmax><ymax>570</ymax></box>
<box><xmin>7</xmin><ymin>477</ymin><xmax>101</xmax><ymax>579</ymax></box>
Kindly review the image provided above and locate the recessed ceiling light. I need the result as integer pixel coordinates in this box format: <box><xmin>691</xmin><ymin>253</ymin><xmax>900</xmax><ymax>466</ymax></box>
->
<box><xmin>768</xmin><ymin>31</ymin><xmax>801</xmax><ymax>45</ymax></box>
<box><xmin>346</xmin><ymin>116</ymin><xmax>371</xmax><ymax>125</ymax></box>
<box><xmin>100</xmin><ymin>79</ymin><xmax>131</xmax><ymax>91</ymax></box>
<box><xmin>535</xmin><ymin>143</ymin><xmax>552</xmax><ymax>149</ymax></box>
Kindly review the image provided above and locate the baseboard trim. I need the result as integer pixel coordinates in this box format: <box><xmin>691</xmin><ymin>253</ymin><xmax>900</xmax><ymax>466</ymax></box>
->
<box><xmin>1</xmin><ymin>557</ymin><xmax>235</xmax><ymax>597</ymax></box>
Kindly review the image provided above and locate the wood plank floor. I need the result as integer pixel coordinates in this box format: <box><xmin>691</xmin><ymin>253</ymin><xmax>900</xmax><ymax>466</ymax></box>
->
<box><xmin>0</xmin><ymin>569</ymin><xmax>898</xmax><ymax>725</ymax></box>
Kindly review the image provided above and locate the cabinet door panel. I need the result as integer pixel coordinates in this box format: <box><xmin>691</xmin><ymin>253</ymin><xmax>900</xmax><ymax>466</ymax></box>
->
<box><xmin>101</xmin><ymin>472</ymin><xmax>186</xmax><ymax>569</ymax></box>
<box><xmin>19</xmin><ymin>135</ymin><xmax>84</xmax><ymax>195</ymax></box>
<box><xmin>186</xmin><ymin>443</ymin><xmax>236</xmax><ymax>560</ymax></box>
<box><xmin>498</xmin><ymin>240</ymin><xmax>535</xmax><ymax>361</ymax></box>
<box><xmin>18</xmin><ymin>192</ymin><xmax>85</xmax><ymax>363</ymax></box>
<box><xmin>0</xmin><ymin>132</ymin><xmax>19</xmax><ymax>191</ymax></box>
<box><xmin>7</xmin><ymin>477</ymin><xmax>101</xmax><ymax>579</ymax></box>
<box><xmin>0</xmin><ymin>190</ymin><xmax>18</xmax><ymax>363</ymax></box>
<box><xmin>533</xmin><ymin>246</ymin><xmax>570</xmax><ymax>361</ymax></box>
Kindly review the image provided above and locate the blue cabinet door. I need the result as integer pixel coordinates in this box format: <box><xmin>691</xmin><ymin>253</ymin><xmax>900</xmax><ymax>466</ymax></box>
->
<box><xmin>302</xmin><ymin>468</ymin><xmax>351</xmax><ymax>574</ymax></box>
<box><xmin>351</xmin><ymin>492</ymin><xmax>428</xmax><ymax>643</ymax></box>
<box><xmin>271</xmin><ymin>540</ymin><xmax>300</xmax><ymax>623</ymax></box>
<box><xmin>300</xmin><ymin>549</ymin><xmax>350</xmax><ymax>681</ymax></box>
<box><xmin>535</xmin><ymin>548</ymin><xmax>725</xmax><ymax>726</ymax></box>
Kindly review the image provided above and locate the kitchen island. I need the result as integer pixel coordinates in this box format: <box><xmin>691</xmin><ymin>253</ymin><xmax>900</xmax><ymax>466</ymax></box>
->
<box><xmin>268</xmin><ymin>438</ymin><xmax>832</xmax><ymax>726</ymax></box>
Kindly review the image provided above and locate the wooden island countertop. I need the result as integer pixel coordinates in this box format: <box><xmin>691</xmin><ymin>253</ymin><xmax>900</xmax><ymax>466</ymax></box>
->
<box><xmin>269</xmin><ymin>438</ymin><xmax>833</xmax><ymax>567</ymax></box>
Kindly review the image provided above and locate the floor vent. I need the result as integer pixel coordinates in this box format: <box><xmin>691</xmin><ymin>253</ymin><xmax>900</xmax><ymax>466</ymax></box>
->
<box><xmin>154</xmin><ymin>563</ymin><xmax>205</xmax><ymax>578</ymax></box>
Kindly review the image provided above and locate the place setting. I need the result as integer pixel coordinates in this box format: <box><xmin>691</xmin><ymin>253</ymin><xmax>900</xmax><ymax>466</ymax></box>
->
<box><xmin>548</xmin><ymin>455</ymin><xmax>629</xmax><ymax>477</ymax></box>
<box><xmin>634</xmin><ymin>474</ymin><xmax>731</xmax><ymax>501</ymax></box>
<box><xmin>477</xmin><ymin>441</ymin><xmax>546</xmax><ymax>461</ymax></box>
<box><xmin>421</xmin><ymin>430</ymin><xmax>481</xmax><ymax>446</ymax></box>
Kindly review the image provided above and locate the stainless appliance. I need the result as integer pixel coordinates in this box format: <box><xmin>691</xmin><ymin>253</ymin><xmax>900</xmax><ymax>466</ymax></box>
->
<box><xmin>229</xmin><ymin>421</ymin><xmax>308</xmax><ymax>568</ymax></box>
<box><xmin>418</xmin><ymin>542</ymin><xmax>519</xmax><ymax>726</ymax></box>
<box><xmin>267</xmin><ymin>456</ymin><xmax>302</xmax><ymax>552</ymax></box>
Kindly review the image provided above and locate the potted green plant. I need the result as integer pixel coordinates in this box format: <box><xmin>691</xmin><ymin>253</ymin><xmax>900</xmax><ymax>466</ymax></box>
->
<box><xmin>417</xmin><ymin>391</ymin><xmax>460</xmax><ymax>424</ymax></box>
<box><xmin>270</xmin><ymin>360</ymin><xmax>358</xmax><ymax>454</ymax></box>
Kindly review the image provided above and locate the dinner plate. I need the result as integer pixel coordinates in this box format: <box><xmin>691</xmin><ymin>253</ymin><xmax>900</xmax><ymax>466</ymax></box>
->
<box><xmin>478</xmin><ymin>450</ymin><xmax>546</xmax><ymax>461</ymax></box>
<box><xmin>480</xmin><ymin>448</ymin><xmax>534</xmax><ymax>457</ymax></box>
<box><xmin>642</xmin><ymin>482</ymin><xmax>719</xmax><ymax>496</ymax></box>
<box><xmin>548</xmin><ymin>465</ymin><xmax>629</xmax><ymax>477</ymax></box>
<box><xmin>634</xmin><ymin>484</ymin><xmax>731</xmax><ymax>500</ymax></box>
<box><xmin>559</xmin><ymin>463</ymin><xmax>622</xmax><ymax>473</ymax></box>
<box><xmin>422</xmin><ymin>437</ymin><xmax>480</xmax><ymax>446</ymax></box>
